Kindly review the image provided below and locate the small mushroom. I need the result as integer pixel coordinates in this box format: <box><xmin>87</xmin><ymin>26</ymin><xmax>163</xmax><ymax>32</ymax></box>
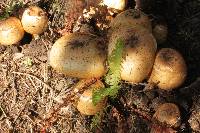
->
<box><xmin>0</xmin><ymin>17</ymin><xmax>24</xmax><ymax>45</ymax></box>
<box><xmin>21</xmin><ymin>6</ymin><xmax>48</xmax><ymax>37</ymax></box>
<box><xmin>148</xmin><ymin>48</ymin><xmax>187</xmax><ymax>90</ymax></box>
<box><xmin>77</xmin><ymin>80</ymin><xmax>106</xmax><ymax>115</ymax></box>
<box><xmin>103</xmin><ymin>0</ymin><xmax>127</xmax><ymax>10</ymax></box>
<box><xmin>152</xmin><ymin>103</ymin><xmax>181</xmax><ymax>128</ymax></box>
<box><xmin>153</xmin><ymin>23</ymin><xmax>168</xmax><ymax>44</ymax></box>
<box><xmin>49</xmin><ymin>33</ymin><xmax>106</xmax><ymax>78</ymax></box>
<box><xmin>110</xmin><ymin>9</ymin><xmax>152</xmax><ymax>32</ymax></box>
<box><xmin>108</xmin><ymin>26</ymin><xmax>157</xmax><ymax>83</ymax></box>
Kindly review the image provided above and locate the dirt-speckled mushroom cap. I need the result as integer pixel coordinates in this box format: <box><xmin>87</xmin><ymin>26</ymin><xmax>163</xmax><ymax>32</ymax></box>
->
<box><xmin>49</xmin><ymin>33</ymin><xmax>106</xmax><ymax>78</ymax></box>
<box><xmin>103</xmin><ymin>0</ymin><xmax>127</xmax><ymax>10</ymax></box>
<box><xmin>110</xmin><ymin>9</ymin><xmax>152</xmax><ymax>32</ymax></box>
<box><xmin>148</xmin><ymin>48</ymin><xmax>187</xmax><ymax>90</ymax></box>
<box><xmin>108</xmin><ymin>26</ymin><xmax>157</xmax><ymax>83</ymax></box>
<box><xmin>77</xmin><ymin>80</ymin><xmax>106</xmax><ymax>115</ymax></box>
<box><xmin>21</xmin><ymin>6</ymin><xmax>48</xmax><ymax>35</ymax></box>
<box><xmin>153</xmin><ymin>103</ymin><xmax>181</xmax><ymax>128</ymax></box>
<box><xmin>0</xmin><ymin>17</ymin><xmax>24</xmax><ymax>45</ymax></box>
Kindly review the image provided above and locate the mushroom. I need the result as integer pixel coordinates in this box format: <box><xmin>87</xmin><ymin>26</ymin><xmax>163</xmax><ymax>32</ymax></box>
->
<box><xmin>148</xmin><ymin>48</ymin><xmax>187</xmax><ymax>90</ymax></box>
<box><xmin>153</xmin><ymin>23</ymin><xmax>168</xmax><ymax>44</ymax></box>
<box><xmin>103</xmin><ymin>0</ymin><xmax>127</xmax><ymax>11</ymax></box>
<box><xmin>152</xmin><ymin>103</ymin><xmax>181</xmax><ymax>128</ymax></box>
<box><xmin>49</xmin><ymin>33</ymin><xmax>106</xmax><ymax>79</ymax></box>
<box><xmin>21</xmin><ymin>6</ymin><xmax>48</xmax><ymax>37</ymax></box>
<box><xmin>108</xmin><ymin>25</ymin><xmax>157</xmax><ymax>83</ymax></box>
<box><xmin>77</xmin><ymin>80</ymin><xmax>106</xmax><ymax>115</ymax></box>
<box><xmin>0</xmin><ymin>17</ymin><xmax>24</xmax><ymax>45</ymax></box>
<box><xmin>110</xmin><ymin>9</ymin><xmax>152</xmax><ymax>32</ymax></box>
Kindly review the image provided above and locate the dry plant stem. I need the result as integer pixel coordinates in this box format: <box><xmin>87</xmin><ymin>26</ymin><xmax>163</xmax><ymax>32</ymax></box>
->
<box><xmin>11</xmin><ymin>72</ymin><xmax>54</xmax><ymax>126</ymax></box>
<box><xmin>41</xmin><ymin>78</ymin><xmax>97</xmax><ymax>131</ymax></box>
<box><xmin>13</xmin><ymin>93</ymin><xmax>33</xmax><ymax>124</ymax></box>
<box><xmin>12</xmin><ymin>71</ymin><xmax>53</xmax><ymax>90</ymax></box>
<box><xmin>143</xmin><ymin>81</ymin><xmax>159</xmax><ymax>91</ymax></box>
<box><xmin>0</xmin><ymin>106</ymin><xmax>13</xmax><ymax>130</ymax></box>
<box><xmin>0</xmin><ymin>104</ymin><xmax>7</xmax><ymax>117</ymax></box>
<box><xmin>130</xmin><ymin>107</ymin><xmax>151</xmax><ymax>121</ymax></box>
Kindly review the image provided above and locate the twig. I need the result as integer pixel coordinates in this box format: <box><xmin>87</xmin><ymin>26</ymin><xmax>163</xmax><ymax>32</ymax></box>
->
<box><xmin>11</xmin><ymin>71</ymin><xmax>53</xmax><ymax>126</ymax></box>
<box><xmin>13</xmin><ymin>95</ymin><xmax>32</xmax><ymax>123</ymax></box>
<box><xmin>0</xmin><ymin>104</ymin><xmax>7</xmax><ymax>117</ymax></box>
<box><xmin>40</xmin><ymin>78</ymin><xmax>97</xmax><ymax>131</ymax></box>
<box><xmin>130</xmin><ymin>107</ymin><xmax>151</xmax><ymax>121</ymax></box>
<box><xmin>12</xmin><ymin>71</ymin><xmax>53</xmax><ymax>90</ymax></box>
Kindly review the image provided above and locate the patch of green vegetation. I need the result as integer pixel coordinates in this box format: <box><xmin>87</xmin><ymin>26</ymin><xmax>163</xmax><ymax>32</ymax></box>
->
<box><xmin>90</xmin><ymin>112</ymin><xmax>101</xmax><ymax>130</ymax></box>
<box><xmin>90</xmin><ymin>105</ymin><xmax>112</xmax><ymax>130</ymax></box>
<box><xmin>23</xmin><ymin>57</ymin><xmax>33</xmax><ymax>67</ymax></box>
<box><xmin>0</xmin><ymin>0</ymin><xmax>24</xmax><ymax>20</ymax></box>
<box><xmin>92</xmin><ymin>38</ymin><xmax>124</xmax><ymax>105</ymax></box>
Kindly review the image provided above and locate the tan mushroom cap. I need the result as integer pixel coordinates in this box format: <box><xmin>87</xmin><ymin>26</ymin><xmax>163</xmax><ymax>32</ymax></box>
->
<box><xmin>21</xmin><ymin>6</ymin><xmax>48</xmax><ymax>35</ymax></box>
<box><xmin>0</xmin><ymin>17</ymin><xmax>24</xmax><ymax>45</ymax></box>
<box><xmin>108</xmin><ymin>26</ymin><xmax>157</xmax><ymax>83</ymax></box>
<box><xmin>148</xmin><ymin>48</ymin><xmax>187</xmax><ymax>90</ymax></box>
<box><xmin>153</xmin><ymin>24</ymin><xmax>168</xmax><ymax>44</ymax></box>
<box><xmin>153</xmin><ymin>103</ymin><xmax>181</xmax><ymax>128</ymax></box>
<box><xmin>77</xmin><ymin>80</ymin><xmax>106</xmax><ymax>115</ymax></box>
<box><xmin>49</xmin><ymin>33</ymin><xmax>106</xmax><ymax>79</ymax></box>
<box><xmin>110</xmin><ymin>9</ymin><xmax>152</xmax><ymax>32</ymax></box>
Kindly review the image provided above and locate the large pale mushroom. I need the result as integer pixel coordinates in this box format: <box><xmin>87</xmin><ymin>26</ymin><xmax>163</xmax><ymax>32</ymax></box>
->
<box><xmin>148</xmin><ymin>48</ymin><xmax>187</xmax><ymax>90</ymax></box>
<box><xmin>49</xmin><ymin>33</ymin><xmax>106</xmax><ymax>78</ymax></box>
<box><xmin>108</xmin><ymin>26</ymin><xmax>157</xmax><ymax>83</ymax></box>
<box><xmin>0</xmin><ymin>17</ymin><xmax>24</xmax><ymax>45</ymax></box>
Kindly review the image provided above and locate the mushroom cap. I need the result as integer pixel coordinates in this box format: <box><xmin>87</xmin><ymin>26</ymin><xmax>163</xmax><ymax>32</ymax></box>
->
<box><xmin>110</xmin><ymin>9</ymin><xmax>152</xmax><ymax>32</ymax></box>
<box><xmin>153</xmin><ymin>24</ymin><xmax>168</xmax><ymax>44</ymax></box>
<box><xmin>103</xmin><ymin>0</ymin><xmax>127</xmax><ymax>10</ymax></box>
<box><xmin>148</xmin><ymin>48</ymin><xmax>187</xmax><ymax>90</ymax></box>
<box><xmin>153</xmin><ymin>103</ymin><xmax>181</xmax><ymax>128</ymax></box>
<box><xmin>108</xmin><ymin>26</ymin><xmax>157</xmax><ymax>83</ymax></box>
<box><xmin>77</xmin><ymin>80</ymin><xmax>106</xmax><ymax>115</ymax></box>
<box><xmin>21</xmin><ymin>6</ymin><xmax>48</xmax><ymax>35</ymax></box>
<box><xmin>49</xmin><ymin>33</ymin><xmax>106</xmax><ymax>79</ymax></box>
<box><xmin>0</xmin><ymin>17</ymin><xmax>24</xmax><ymax>45</ymax></box>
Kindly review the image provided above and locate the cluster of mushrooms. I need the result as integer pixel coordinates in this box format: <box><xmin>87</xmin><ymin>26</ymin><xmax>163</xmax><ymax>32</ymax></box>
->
<box><xmin>0</xmin><ymin>1</ymin><xmax>187</xmax><ymax>130</ymax></box>
<box><xmin>50</xmin><ymin>9</ymin><xmax>187</xmax><ymax>130</ymax></box>
<box><xmin>0</xmin><ymin>6</ymin><xmax>48</xmax><ymax>45</ymax></box>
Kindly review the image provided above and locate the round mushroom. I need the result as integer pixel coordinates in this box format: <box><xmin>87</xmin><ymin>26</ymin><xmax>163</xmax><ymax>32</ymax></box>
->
<box><xmin>153</xmin><ymin>23</ymin><xmax>168</xmax><ymax>44</ymax></box>
<box><xmin>0</xmin><ymin>17</ymin><xmax>24</xmax><ymax>45</ymax></box>
<box><xmin>103</xmin><ymin>0</ymin><xmax>127</xmax><ymax>10</ymax></box>
<box><xmin>49</xmin><ymin>33</ymin><xmax>106</xmax><ymax>79</ymax></box>
<box><xmin>108</xmin><ymin>26</ymin><xmax>157</xmax><ymax>83</ymax></box>
<box><xmin>110</xmin><ymin>9</ymin><xmax>152</xmax><ymax>32</ymax></box>
<box><xmin>77</xmin><ymin>80</ymin><xmax>106</xmax><ymax>115</ymax></box>
<box><xmin>21</xmin><ymin>6</ymin><xmax>48</xmax><ymax>36</ymax></box>
<box><xmin>152</xmin><ymin>103</ymin><xmax>181</xmax><ymax>128</ymax></box>
<box><xmin>148</xmin><ymin>48</ymin><xmax>187</xmax><ymax>90</ymax></box>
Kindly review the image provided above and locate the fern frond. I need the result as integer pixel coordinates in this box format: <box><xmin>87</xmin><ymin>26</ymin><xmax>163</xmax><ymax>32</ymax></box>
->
<box><xmin>92</xmin><ymin>38</ymin><xmax>124</xmax><ymax>105</ymax></box>
<box><xmin>105</xmin><ymin>39</ymin><xmax>124</xmax><ymax>86</ymax></box>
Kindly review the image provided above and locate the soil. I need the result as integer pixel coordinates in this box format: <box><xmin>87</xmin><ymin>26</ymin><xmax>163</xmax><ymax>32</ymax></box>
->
<box><xmin>0</xmin><ymin>0</ymin><xmax>200</xmax><ymax>132</ymax></box>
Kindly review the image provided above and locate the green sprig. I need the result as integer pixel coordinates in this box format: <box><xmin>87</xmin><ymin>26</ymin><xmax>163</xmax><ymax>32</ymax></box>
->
<box><xmin>92</xmin><ymin>38</ymin><xmax>124</xmax><ymax>105</ymax></box>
